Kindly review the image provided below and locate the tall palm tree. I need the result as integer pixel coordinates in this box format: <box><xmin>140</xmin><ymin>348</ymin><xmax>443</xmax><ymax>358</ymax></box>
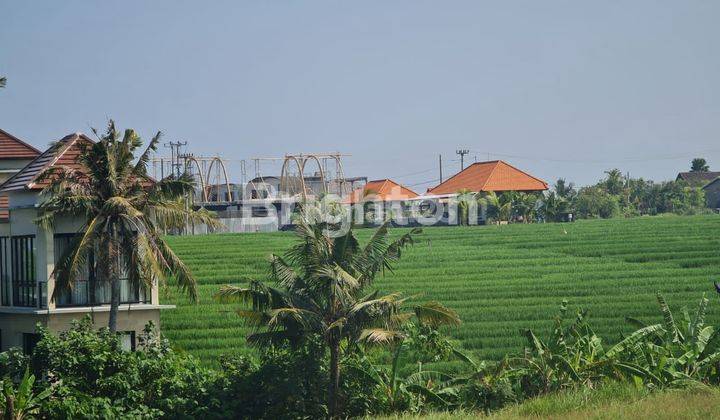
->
<box><xmin>216</xmin><ymin>216</ymin><xmax>458</xmax><ymax>418</ymax></box>
<box><xmin>0</xmin><ymin>76</ymin><xmax>6</xmax><ymax>88</ymax></box>
<box><xmin>37</xmin><ymin>121</ymin><xmax>218</xmax><ymax>332</ymax></box>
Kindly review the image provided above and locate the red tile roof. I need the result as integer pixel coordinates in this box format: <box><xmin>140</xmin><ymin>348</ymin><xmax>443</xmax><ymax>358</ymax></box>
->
<box><xmin>346</xmin><ymin>179</ymin><xmax>418</xmax><ymax>204</ymax></box>
<box><xmin>0</xmin><ymin>133</ymin><xmax>94</xmax><ymax>192</ymax></box>
<box><xmin>0</xmin><ymin>195</ymin><xmax>8</xmax><ymax>220</ymax></box>
<box><xmin>0</xmin><ymin>128</ymin><xmax>41</xmax><ymax>160</ymax></box>
<box><xmin>427</xmin><ymin>160</ymin><xmax>548</xmax><ymax>194</ymax></box>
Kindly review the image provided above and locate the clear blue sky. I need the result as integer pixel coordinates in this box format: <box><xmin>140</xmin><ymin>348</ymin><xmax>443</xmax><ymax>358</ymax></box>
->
<box><xmin>1</xmin><ymin>1</ymin><xmax>719</xmax><ymax>189</ymax></box>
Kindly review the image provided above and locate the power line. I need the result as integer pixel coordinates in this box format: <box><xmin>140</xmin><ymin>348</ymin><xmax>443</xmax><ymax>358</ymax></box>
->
<box><xmin>469</xmin><ymin>149</ymin><xmax>720</xmax><ymax>165</ymax></box>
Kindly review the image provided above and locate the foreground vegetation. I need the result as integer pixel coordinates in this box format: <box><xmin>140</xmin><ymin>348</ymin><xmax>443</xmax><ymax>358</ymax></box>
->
<box><xmin>163</xmin><ymin>215</ymin><xmax>720</xmax><ymax>366</ymax></box>
<box><xmin>0</xmin><ymin>214</ymin><xmax>718</xmax><ymax>417</ymax></box>
<box><xmin>3</xmin><ymin>286</ymin><xmax>720</xmax><ymax>418</ymax></box>
<box><xmin>378</xmin><ymin>383</ymin><xmax>720</xmax><ymax>419</ymax></box>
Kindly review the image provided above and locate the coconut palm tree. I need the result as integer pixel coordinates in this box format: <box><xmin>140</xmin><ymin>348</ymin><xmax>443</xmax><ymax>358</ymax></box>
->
<box><xmin>216</xmin><ymin>216</ymin><xmax>458</xmax><ymax>418</ymax></box>
<box><xmin>478</xmin><ymin>191</ymin><xmax>511</xmax><ymax>223</ymax></box>
<box><xmin>512</xmin><ymin>192</ymin><xmax>540</xmax><ymax>223</ymax></box>
<box><xmin>455</xmin><ymin>188</ymin><xmax>476</xmax><ymax>225</ymax></box>
<box><xmin>36</xmin><ymin>121</ymin><xmax>218</xmax><ymax>332</ymax></box>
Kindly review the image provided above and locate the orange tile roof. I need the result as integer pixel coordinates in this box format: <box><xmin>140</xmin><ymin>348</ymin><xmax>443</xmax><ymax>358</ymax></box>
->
<box><xmin>0</xmin><ymin>128</ymin><xmax>41</xmax><ymax>160</ymax></box>
<box><xmin>346</xmin><ymin>179</ymin><xmax>418</xmax><ymax>204</ymax></box>
<box><xmin>0</xmin><ymin>133</ymin><xmax>94</xmax><ymax>192</ymax></box>
<box><xmin>427</xmin><ymin>160</ymin><xmax>548</xmax><ymax>194</ymax></box>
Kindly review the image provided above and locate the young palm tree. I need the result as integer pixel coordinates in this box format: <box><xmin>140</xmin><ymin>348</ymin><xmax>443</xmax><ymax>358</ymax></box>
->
<box><xmin>37</xmin><ymin>121</ymin><xmax>218</xmax><ymax>332</ymax></box>
<box><xmin>217</xmin><ymin>216</ymin><xmax>458</xmax><ymax>418</ymax></box>
<box><xmin>455</xmin><ymin>188</ymin><xmax>476</xmax><ymax>226</ymax></box>
<box><xmin>513</xmin><ymin>192</ymin><xmax>540</xmax><ymax>223</ymax></box>
<box><xmin>478</xmin><ymin>191</ymin><xmax>512</xmax><ymax>223</ymax></box>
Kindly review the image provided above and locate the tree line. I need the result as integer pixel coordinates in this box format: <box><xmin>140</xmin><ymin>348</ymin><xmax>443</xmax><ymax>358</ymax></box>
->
<box><xmin>469</xmin><ymin>163</ymin><xmax>712</xmax><ymax>224</ymax></box>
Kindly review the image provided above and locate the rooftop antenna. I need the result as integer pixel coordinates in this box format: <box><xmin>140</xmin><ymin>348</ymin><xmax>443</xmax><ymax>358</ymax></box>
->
<box><xmin>456</xmin><ymin>149</ymin><xmax>470</xmax><ymax>171</ymax></box>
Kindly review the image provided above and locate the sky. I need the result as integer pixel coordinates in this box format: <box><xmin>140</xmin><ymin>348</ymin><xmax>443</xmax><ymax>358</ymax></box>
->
<box><xmin>1</xmin><ymin>1</ymin><xmax>719</xmax><ymax>190</ymax></box>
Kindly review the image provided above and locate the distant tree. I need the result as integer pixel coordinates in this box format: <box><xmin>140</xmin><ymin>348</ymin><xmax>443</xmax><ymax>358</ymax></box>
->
<box><xmin>691</xmin><ymin>158</ymin><xmax>709</xmax><ymax>172</ymax></box>
<box><xmin>0</xmin><ymin>76</ymin><xmax>6</xmax><ymax>88</ymax></box>
<box><xmin>540</xmin><ymin>192</ymin><xmax>569</xmax><ymax>222</ymax></box>
<box><xmin>455</xmin><ymin>189</ymin><xmax>476</xmax><ymax>225</ymax></box>
<box><xmin>554</xmin><ymin>178</ymin><xmax>576</xmax><ymax>200</ymax></box>
<box><xmin>512</xmin><ymin>192</ymin><xmax>540</xmax><ymax>223</ymax></box>
<box><xmin>575</xmin><ymin>186</ymin><xmax>619</xmax><ymax>219</ymax></box>
<box><xmin>479</xmin><ymin>191</ymin><xmax>512</xmax><ymax>223</ymax></box>
<box><xmin>601</xmin><ymin>169</ymin><xmax>625</xmax><ymax>195</ymax></box>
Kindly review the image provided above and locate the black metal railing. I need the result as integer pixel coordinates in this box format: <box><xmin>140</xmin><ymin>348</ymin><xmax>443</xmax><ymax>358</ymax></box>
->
<box><xmin>56</xmin><ymin>278</ymin><xmax>148</xmax><ymax>307</ymax></box>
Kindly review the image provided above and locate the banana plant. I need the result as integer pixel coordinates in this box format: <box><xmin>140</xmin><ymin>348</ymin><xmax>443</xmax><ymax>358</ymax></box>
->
<box><xmin>604</xmin><ymin>293</ymin><xmax>720</xmax><ymax>386</ymax></box>
<box><xmin>0</xmin><ymin>370</ymin><xmax>52</xmax><ymax>420</ymax></box>
<box><xmin>347</xmin><ymin>302</ymin><xmax>462</xmax><ymax>411</ymax></box>
<box><xmin>511</xmin><ymin>300</ymin><xmax>611</xmax><ymax>395</ymax></box>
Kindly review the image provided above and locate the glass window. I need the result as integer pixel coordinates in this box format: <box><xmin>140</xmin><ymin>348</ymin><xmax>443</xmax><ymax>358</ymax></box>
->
<box><xmin>11</xmin><ymin>236</ymin><xmax>36</xmax><ymax>307</ymax></box>
<box><xmin>53</xmin><ymin>234</ymin><xmax>146</xmax><ymax>307</ymax></box>
<box><xmin>0</xmin><ymin>237</ymin><xmax>9</xmax><ymax>306</ymax></box>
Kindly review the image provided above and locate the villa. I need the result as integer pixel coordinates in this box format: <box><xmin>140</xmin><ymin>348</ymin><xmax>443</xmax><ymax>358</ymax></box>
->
<box><xmin>0</xmin><ymin>130</ymin><xmax>171</xmax><ymax>353</ymax></box>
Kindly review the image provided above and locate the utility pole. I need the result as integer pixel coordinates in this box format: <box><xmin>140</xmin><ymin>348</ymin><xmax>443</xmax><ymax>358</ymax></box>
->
<box><xmin>456</xmin><ymin>149</ymin><xmax>470</xmax><ymax>171</ymax></box>
<box><xmin>163</xmin><ymin>141</ymin><xmax>187</xmax><ymax>177</ymax></box>
<box><xmin>439</xmin><ymin>154</ymin><xmax>443</xmax><ymax>183</ymax></box>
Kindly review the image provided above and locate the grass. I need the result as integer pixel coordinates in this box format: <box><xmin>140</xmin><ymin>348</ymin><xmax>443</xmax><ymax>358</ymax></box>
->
<box><xmin>373</xmin><ymin>383</ymin><xmax>720</xmax><ymax>419</ymax></box>
<box><xmin>162</xmin><ymin>214</ymin><xmax>720</xmax><ymax>367</ymax></box>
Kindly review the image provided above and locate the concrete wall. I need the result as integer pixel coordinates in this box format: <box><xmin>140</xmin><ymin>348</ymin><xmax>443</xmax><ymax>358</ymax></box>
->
<box><xmin>0</xmin><ymin>308</ymin><xmax>161</xmax><ymax>351</ymax></box>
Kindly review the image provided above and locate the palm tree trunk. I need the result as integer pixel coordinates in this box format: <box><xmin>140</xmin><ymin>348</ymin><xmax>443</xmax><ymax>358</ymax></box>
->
<box><xmin>5</xmin><ymin>394</ymin><xmax>14</xmax><ymax>420</ymax></box>
<box><xmin>108</xmin><ymin>275</ymin><xmax>120</xmax><ymax>333</ymax></box>
<box><xmin>107</xmin><ymin>230</ymin><xmax>120</xmax><ymax>333</ymax></box>
<box><xmin>328</xmin><ymin>339</ymin><xmax>341</xmax><ymax>419</ymax></box>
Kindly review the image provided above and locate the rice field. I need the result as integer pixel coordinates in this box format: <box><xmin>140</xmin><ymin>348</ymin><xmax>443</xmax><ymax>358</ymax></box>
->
<box><xmin>162</xmin><ymin>214</ymin><xmax>720</xmax><ymax>367</ymax></box>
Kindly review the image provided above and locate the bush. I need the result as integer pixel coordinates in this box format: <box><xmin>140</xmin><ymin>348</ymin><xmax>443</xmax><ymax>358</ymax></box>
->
<box><xmin>11</xmin><ymin>317</ymin><xmax>220</xmax><ymax>419</ymax></box>
<box><xmin>216</xmin><ymin>338</ymin><xmax>328</xmax><ymax>419</ymax></box>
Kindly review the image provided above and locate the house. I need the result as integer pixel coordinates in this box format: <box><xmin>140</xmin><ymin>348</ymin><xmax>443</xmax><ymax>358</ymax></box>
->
<box><xmin>346</xmin><ymin>179</ymin><xmax>418</xmax><ymax>204</ymax></box>
<box><xmin>0</xmin><ymin>129</ymin><xmax>41</xmax><ymax>221</ymax></box>
<box><xmin>427</xmin><ymin>160</ymin><xmax>548</xmax><ymax>195</ymax></box>
<box><xmin>345</xmin><ymin>179</ymin><xmax>419</xmax><ymax>225</ymax></box>
<box><xmin>676</xmin><ymin>171</ymin><xmax>720</xmax><ymax>187</ymax></box>
<box><xmin>0</xmin><ymin>132</ymin><xmax>171</xmax><ymax>353</ymax></box>
<box><xmin>703</xmin><ymin>178</ymin><xmax>720</xmax><ymax>209</ymax></box>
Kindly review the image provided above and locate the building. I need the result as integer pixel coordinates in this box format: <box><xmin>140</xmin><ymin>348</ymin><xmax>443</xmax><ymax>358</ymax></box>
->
<box><xmin>346</xmin><ymin>179</ymin><xmax>418</xmax><ymax>204</ymax></box>
<box><xmin>0</xmin><ymin>132</ymin><xmax>171</xmax><ymax>353</ymax></box>
<box><xmin>0</xmin><ymin>129</ymin><xmax>41</xmax><ymax>221</ymax></box>
<box><xmin>427</xmin><ymin>160</ymin><xmax>548</xmax><ymax>195</ymax></box>
<box><xmin>676</xmin><ymin>171</ymin><xmax>720</xmax><ymax>187</ymax></box>
<box><xmin>703</xmin><ymin>178</ymin><xmax>720</xmax><ymax>209</ymax></box>
<box><xmin>245</xmin><ymin>175</ymin><xmax>367</xmax><ymax>200</ymax></box>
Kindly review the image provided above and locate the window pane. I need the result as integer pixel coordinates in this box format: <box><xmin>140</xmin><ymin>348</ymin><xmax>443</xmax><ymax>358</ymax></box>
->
<box><xmin>11</xmin><ymin>236</ymin><xmax>36</xmax><ymax>307</ymax></box>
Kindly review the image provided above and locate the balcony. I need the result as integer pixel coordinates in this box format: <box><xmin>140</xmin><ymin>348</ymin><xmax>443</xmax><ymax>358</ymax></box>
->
<box><xmin>56</xmin><ymin>278</ymin><xmax>149</xmax><ymax>308</ymax></box>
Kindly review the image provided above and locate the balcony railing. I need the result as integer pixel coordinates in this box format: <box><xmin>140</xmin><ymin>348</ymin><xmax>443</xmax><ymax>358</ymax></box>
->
<box><xmin>55</xmin><ymin>278</ymin><xmax>149</xmax><ymax>308</ymax></box>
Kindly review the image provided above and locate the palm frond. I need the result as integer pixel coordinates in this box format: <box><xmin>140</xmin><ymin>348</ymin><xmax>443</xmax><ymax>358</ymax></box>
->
<box><xmin>414</xmin><ymin>301</ymin><xmax>461</xmax><ymax>328</ymax></box>
<box><xmin>359</xmin><ymin>328</ymin><xmax>403</xmax><ymax>345</ymax></box>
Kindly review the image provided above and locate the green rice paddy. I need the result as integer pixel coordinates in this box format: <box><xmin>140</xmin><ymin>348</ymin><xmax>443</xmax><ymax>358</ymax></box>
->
<box><xmin>162</xmin><ymin>214</ymin><xmax>720</xmax><ymax>367</ymax></box>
